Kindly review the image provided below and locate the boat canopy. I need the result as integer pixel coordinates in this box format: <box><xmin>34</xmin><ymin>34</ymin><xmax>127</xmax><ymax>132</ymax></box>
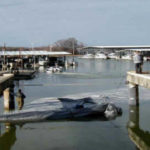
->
<box><xmin>0</xmin><ymin>51</ymin><xmax>71</xmax><ymax>56</ymax></box>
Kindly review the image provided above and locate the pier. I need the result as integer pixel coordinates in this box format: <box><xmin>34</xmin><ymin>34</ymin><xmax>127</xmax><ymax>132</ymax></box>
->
<box><xmin>0</xmin><ymin>71</ymin><xmax>10</xmax><ymax>76</ymax></box>
<box><xmin>127</xmin><ymin>71</ymin><xmax>150</xmax><ymax>106</ymax></box>
<box><xmin>13</xmin><ymin>70</ymin><xmax>36</xmax><ymax>80</ymax></box>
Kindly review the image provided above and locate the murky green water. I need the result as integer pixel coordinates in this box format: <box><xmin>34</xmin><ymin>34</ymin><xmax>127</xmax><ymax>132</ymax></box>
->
<box><xmin>0</xmin><ymin>58</ymin><xmax>150</xmax><ymax>150</ymax></box>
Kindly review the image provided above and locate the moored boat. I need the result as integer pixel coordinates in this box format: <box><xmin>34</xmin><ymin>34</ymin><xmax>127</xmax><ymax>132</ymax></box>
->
<box><xmin>80</xmin><ymin>53</ymin><xmax>94</xmax><ymax>59</ymax></box>
<box><xmin>46</xmin><ymin>66</ymin><xmax>63</xmax><ymax>73</ymax></box>
<box><xmin>94</xmin><ymin>53</ymin><xmax>108</xmax><ymax>59</ymax></box>
<box><xmin>121</xmin><ymin>54</ymin><xmax>132</xmax><ymax>60</ymax></box>
<box><xmin>108</xmin><ymin>53</ymin><xmax>117</xmax><ymax>59</ymax></box>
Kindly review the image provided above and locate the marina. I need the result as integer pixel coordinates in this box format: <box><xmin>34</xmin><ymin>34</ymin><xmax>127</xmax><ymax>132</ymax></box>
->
<box><xmin>0</xmin><ymin>57</ymin><xmax>150</xmax><ymax>149</ymax></box>
<box><xmin>1</xmin><ymin>0</ymin><xmax>150</xmax><ymax>149</ymax></box>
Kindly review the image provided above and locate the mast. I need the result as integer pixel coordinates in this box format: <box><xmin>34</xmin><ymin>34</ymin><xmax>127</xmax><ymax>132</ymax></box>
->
<box><xmin>3</xmin><ymin>43</ymin><xmax>6</xmax><ymax>65</ymax></box>
<box><xmin>19</xmin><ymin>48</ymin><xmax>23</xmax><ymax>69</ymax></box>
<box><xmin>72</xmin><ymin>40</ymin><xmax>75</xmax><ymax>61</ymax></box>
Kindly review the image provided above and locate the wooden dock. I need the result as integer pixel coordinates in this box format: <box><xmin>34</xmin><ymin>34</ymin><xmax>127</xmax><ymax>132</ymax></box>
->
<box><xmin>0</xmin><ymin>74</ymin><xmax>14</xmax><ymax>95</ymax></box>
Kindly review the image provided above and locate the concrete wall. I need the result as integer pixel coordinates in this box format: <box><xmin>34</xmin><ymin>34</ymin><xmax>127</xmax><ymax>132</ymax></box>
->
<box><xmin>0</xmin><ymin>74</ymin><xmax>14</xmax><ymax>95</ymax></box>
<box><xmin>127</xmin><ymin>71</ymin><xmax>150</xmax><ymax>89</ymax></box>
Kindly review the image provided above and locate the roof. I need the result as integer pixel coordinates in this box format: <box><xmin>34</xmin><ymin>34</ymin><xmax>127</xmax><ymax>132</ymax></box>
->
<box><xmin>126</xmin><ymin>49</ymin><xmax>150</xmax><ymax>52</ymax></box>
<box><xmin>83</xmin><ymin>45</ymin><xmax>150</xmax><ymax>49</ymax></box>
<box><xmin>0</xmin><ymin>51</ymin><xmax>71</xmax><ymax>56</ymax></box>
<box><xmin>116</xmin><ymin>49</ymin><xmax>150</xmax><ymax>52</ymax></box>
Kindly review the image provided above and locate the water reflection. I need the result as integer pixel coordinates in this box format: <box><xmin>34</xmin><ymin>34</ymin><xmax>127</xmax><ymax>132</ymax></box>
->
<box><xmin>127</xmin><ymin>106</ymin><xmax>150</xmax><ymax>150</ymax></box>
<box><xmin>0</xmin><ymin>123</ymin><xmax>16</xmax><ymax>150</ymax></box>
<box><xmin>16</xmin><ymin>89</ymin><xmax>26</xmax><ymax>110</ymax></box>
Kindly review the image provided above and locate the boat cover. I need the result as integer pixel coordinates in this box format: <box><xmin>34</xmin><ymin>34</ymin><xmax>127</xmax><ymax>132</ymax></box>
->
<box><xmin>0</xmin><ymin>96</ymin><xmax>122</xmax><ymax>123</ymax></box>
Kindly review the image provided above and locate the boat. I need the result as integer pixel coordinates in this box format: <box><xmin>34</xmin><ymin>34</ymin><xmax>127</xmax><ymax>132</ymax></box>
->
<box><xmin>121</xmin><ymin>54</ymin><xmax>132</xmax><ymax>60</ymax></box>
<box><xmin>39</xmin><ymin>59</ymin><xmax>48</xmax><ymax>66</ymax></box>
<box><xmin>108</xmin><ymin>53</ymin><xmax>117</xmax><ymax>59</ymax></box>
<box><xmin>94</xmin><ymin>53</ymin><xmax>108</xmax><ymax>59</ymax></box>
<box><xmin>0</xmin><ymin>96</ymin><xmax>122</xmax><ymax>122</ymax></box>
<box><xmin>80</xmin><ymin>53</ymin><xmax>94</xmax><ymax>59</ymax></box>
<box><xmin>38</xmin><ymin>66</ymin><xmax>45</xmax><ymax>72</ymax></box>
<box><xmin>46</xmin><ymin>66</ymin><xmax>63</xmax><ymax>73</ymax></box>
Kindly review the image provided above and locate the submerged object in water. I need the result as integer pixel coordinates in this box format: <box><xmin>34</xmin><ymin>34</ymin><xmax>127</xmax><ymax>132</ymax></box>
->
<box><xmin>104</xmin><ymin>103</ymin><xmax>122</xmax><ymax>120</ymax></box>
<box><xmin>0</xmin><ymin>96</ymin><xmax>122</xmax><ymax>123</ymax></box>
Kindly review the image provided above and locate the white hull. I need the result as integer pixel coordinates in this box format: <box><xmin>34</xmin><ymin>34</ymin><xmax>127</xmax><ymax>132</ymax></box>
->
<box><xmin>94</xmin><ymin>53</ymin><xmax>108</xmax><ymax>59</ymax></box>
<box><xmin>46</xmin><ymin>66</ymin><xmax>63</xmax><ymax>73</ymax></box>
<box><xmin>121</xmin><ymin>55</ymin><xmax>132</xmax><ymax>60</ymax></box>
<box><xmin>80</xmin><ymin>54</ymin><xmax>94</xmax><ymax>59</ymax></box>
<box><xmin>39</xmin><ymin>60</ymin><xmax>48</xmax><ymax>66</ymax></box>
<box><xmin>108</xmin><ymin>53</ymin><xmax>117</xmax><ymax>59</ymax></box>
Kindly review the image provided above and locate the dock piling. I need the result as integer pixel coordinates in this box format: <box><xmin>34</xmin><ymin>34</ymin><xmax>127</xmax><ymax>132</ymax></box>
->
<box><xmin>129</xmin><ymin>83</ymin><xmax>139</xmax><ymax>106</ymax></box>
<box><xmin>3</xmin><ymin>87</ymin><xmax>15</xmax><ymax>111</ymax></box>
<box><xmin>128</xmin><ymin>106</ymin><xmax>139</xmax><ymax>128</ymax></box>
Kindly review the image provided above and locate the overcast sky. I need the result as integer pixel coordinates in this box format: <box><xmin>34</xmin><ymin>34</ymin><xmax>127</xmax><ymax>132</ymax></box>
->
<box><xmin>0</xmin><ymin>0</ymin><xmax>150</xmax><ymax>47</ymax></box>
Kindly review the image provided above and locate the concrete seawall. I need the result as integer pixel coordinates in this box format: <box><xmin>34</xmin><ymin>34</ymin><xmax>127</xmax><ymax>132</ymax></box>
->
<box><xmin>0</xmin><ymin>74</ymin><xmax>14</xmax><ymax>95</ymax></box>
<box><xmin>127</xmin><ymin>71</ymin><xmax>150</xmax><ymax>89</ymax></box>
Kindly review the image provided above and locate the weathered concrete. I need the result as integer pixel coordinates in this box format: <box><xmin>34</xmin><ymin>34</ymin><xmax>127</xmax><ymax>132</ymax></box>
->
<box><xmin>3</xmin><ymin>88</ymin><xmax>15</xmax><ymax>111</ymax></box>
<box><xmin>129</xmin><ymin>83</ymin><xmax>139</xmax><ymax>106</ymax></box>
<box><xmin>0</xmin><ymin>71</ymin><xmax>10</xmax><ymax>76</ymax></box>
<box><xmin>126</xmin><ymin>71</ymin><xmax>150</xmax><ymax>106</ymax></box>
<box><xmin>0</xmin><ymin>74</ymin><xmax>14</xmax><ymax>95</ymax></box>
<box><xmin>127</xmin><ymin>71</ymin><xmax>150</xmax><ymax>149</ymax></box>
<box><xmin>127</xmin><ymin>71</ymin><xmax>150</xmax><ymax>89</ymax></box>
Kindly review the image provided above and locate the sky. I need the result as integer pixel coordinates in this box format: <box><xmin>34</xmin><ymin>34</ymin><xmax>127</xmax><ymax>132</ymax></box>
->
<box><xmin>0</xmin><ymin>0</ymin><xmax>150</xmax><ymax>47</ymax></box>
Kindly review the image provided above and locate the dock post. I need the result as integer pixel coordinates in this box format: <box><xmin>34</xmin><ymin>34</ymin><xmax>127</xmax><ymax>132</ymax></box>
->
<box><xmin>3</xmin><ymin>87</ymin><xmax>15</xmax><ymax>111</ymax></box>
<box><xmin>129</xmin><ymin>83</ymin><xmax>139</xmax><ymax>106</ymax></box>
<box><xmin>128</xmin><ymin>106</ymin><xmax>139</xmax><ymax>128</ymax></box>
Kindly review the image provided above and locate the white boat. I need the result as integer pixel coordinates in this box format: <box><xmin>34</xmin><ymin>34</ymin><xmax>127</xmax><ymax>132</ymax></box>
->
<box><xmin>121</xmin><ymin>54</ymin><xmax>132</xmax><ymax>60</ymax></box>
<box><xmin>80</xmin><ymin>53</ymin><xmax>94</xmax><ymax>59</ymax></box>
<box><xmin>94</xmin><ymin>53</ymin><xmax>108</xmax><ymax>59</ymax></box>
<box><xmin>39</xmin><ymin>58</ymin><xmax>48</xmax><ymax>66</ymax></box>
<box><xmin>46</xmin><ymin>66</ymin><xmax>63</xmax><ymax>73</ymax></box>
<box><xmin>143</xmin><ymin>56</ymin><xmax>148</xmax><ymax>61</ymax></box>
<box><xmin>38</xmin><ymin>66</ymin><xmax>45</xmax><ymax>72</ymax></box>
<box><xmin>108</xmin><ymin>53</ymin><xmax>117</xmax><ymax>59</ymax></box>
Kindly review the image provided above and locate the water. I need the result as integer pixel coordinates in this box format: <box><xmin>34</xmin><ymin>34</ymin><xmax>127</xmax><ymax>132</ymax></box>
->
<box><xmin>0</xmin><ymin>58</ymin><xmax>150</xmax><ymax>150</ymax></box>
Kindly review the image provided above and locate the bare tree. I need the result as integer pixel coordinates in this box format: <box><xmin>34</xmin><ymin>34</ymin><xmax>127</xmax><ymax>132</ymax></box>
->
<box><xmin>54</xmin><ymin>37</ymin><xmax>85</xmax><ymax>54</ymax></box>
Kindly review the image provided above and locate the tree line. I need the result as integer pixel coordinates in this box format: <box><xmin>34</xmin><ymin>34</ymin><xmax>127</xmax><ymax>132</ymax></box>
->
<box><xmin>0</xmin><ymin>37</ymin><xmax>85</xmax><ymax>55</ymax></box>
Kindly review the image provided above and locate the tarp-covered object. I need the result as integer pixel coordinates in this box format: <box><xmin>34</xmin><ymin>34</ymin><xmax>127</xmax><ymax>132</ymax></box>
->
<box><xmin>0</xmin><ymin>96</ymin><xmax>122</xmax><ymax>123</ymax></box>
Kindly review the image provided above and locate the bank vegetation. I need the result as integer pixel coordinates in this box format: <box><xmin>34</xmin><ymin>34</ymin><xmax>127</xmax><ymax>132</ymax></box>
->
<box><xmin>0</xmin><ymin>37</ymin><xmax>85</xmax><ymax>55</ymax></box>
